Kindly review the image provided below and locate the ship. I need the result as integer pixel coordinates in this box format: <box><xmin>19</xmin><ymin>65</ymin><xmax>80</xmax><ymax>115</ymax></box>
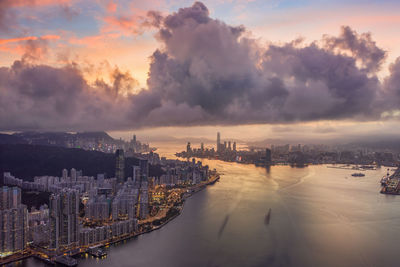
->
<box><xmin>351</xmin><ymin>173</ymin><xmax>365</xmax><ymax>177</ymax></box>
<box><xmin>87</xmin><ymin>246</ymin><xmax>107</xmax><ymax>258</ymax></box>
<box><xmin>264</xmin><ymin>208</ymin><xmax>271</xmax><ymax>225</ymax></box>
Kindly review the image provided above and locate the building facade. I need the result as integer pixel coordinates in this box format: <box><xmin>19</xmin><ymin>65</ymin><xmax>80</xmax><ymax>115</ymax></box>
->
<box><xmin>0</xmin><ymin>186</ymin><xmax>28</xmax><ymax>255</ymax></box>
<box><xmin>49</xmin><ymin>189</ymin><xmax>79</xmax><ymax>251</ymax></box>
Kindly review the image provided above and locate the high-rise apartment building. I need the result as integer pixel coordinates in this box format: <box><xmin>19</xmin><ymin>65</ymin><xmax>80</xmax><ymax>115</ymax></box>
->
<box><xmin>0</xmin><ymin>186</ymin><xmax>28</xmax><ymax>255</ymax></box>
<box><xmin>115</xmin><ymin>149</ymin><xmax>125</xmax><ymax>184</ymax></box>
<box><xmin>62</xmin><ymin>169</ymin><xmax>68</xmax><ymax>181</ymax></box>
<box><xmin>49</xmin><ymin>189</ymin><xmax>79</xmax><ymax>251</ymax></box>
<box><xmin>70</xmin><ymin>168</ymin><xmax>77</xmax><ymax>182</ymax></box>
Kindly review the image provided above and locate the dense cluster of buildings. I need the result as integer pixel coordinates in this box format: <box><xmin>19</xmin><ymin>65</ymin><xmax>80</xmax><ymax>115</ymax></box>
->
<box><xmin>10</xmin><ymin>132</ymin><xmax>152</xmax><ymax>154</ymax></box>
<box><xmin>178</xmin><ymin>132</ymin><xmax>400</xmax><ymax>167</ymax></box>
<box><xmin>65</xmin><ymin>134</ymin><xmax>152</xmax><ymax>154</ymax></box>
<box><xmin>1</xmin><ymin>148</ymin><xmax>213</xmax><ymax>261</ymax></box>
<box><xmin>0</xmin><ymin>187</ymin><xmax>28</xmax><ymax>257</ymax></box>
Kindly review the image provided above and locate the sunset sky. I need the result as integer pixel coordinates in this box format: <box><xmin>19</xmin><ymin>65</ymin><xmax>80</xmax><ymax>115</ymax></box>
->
<box><xmin>1</xmin><ymin>0</ymin><xmax>400</xmax><ymax>143</ymax></box>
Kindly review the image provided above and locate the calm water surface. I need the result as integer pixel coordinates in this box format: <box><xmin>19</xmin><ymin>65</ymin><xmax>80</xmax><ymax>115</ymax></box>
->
<box><xmin>18</xmin><ymin>144</ymin><xmax>400</xmax><ymax>267</ymax></box>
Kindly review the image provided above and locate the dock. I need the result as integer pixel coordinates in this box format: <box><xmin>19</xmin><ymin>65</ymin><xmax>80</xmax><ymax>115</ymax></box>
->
<box><xmin>54</xmin><ymin>255</ymin><xmax>78</xmax><ymax>266</ymax></box>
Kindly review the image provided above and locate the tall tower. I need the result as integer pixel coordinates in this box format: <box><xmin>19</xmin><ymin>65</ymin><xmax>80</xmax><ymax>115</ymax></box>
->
<box><xmin>186</xmin><ymin>142</ymin><xmax>191</xmax><ymax>154</ymax></box>
<box><xmin>49</xmin><ymin>189</ymin><xmax>79</xmax><ymax>251</ymax></box>
<box><xmin>115</xmin><ymin>149</ymin><xmax>125</xmax><ymax>184</ymax></box>
<box><xmin>217</xmin><ymin>132</ymin><xmax>221</xmax><ymax>152</ymax></box>
<box><xmin>265</xmin><ymin>148</ymin><xmax>272</xmax><ymax>165</ymax></box>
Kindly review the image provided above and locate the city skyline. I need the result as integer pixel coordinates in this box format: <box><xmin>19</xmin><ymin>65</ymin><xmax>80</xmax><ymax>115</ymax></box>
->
<box><xmin>2</xmin><ymin>2</ymin><xmax>400</xmax><ymax>266</ymax></box>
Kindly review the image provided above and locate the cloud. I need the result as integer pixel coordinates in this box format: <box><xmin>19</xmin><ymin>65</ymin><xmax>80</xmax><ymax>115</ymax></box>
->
<box><xmin>383</xmin><ymin>57</ymin><xmax>400</xmax><ymax>110</ymax></box>
<box><xmin>322</xmin><ymin>26</ymin><xmax>387</xmax><ymax>72</ymax></box>
<box><xmin>0</xmin><ymin>60</ymin><xmax>139</xmax><ymax>131</ymax></box>
<box><xmin>0</xmin><ymin>0</ymin><xmax>72</xmax><ymax>33</ymax></box>
<box><xmin>102</xmin><ymin>9</ymin><xmax>163</xmax><ymax>35</ymax></box>
<box><xmin>145</xmin><ymin>2</ymin><xmax>384</xmax><ymax>124</ymax></box>
<box><xmin>0</xmin><ymin>35</ymin><xmax>60</xmax><ymax>61</ymax></box>
<box><xmin>0</xmin><ymin>1</ymin><xmax>400</xmax><ymax>131</ymax></box>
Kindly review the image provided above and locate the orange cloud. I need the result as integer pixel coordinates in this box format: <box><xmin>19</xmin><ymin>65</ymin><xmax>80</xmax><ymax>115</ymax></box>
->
<box><xmin>0</xmin><ymin>35</ymin><xmax>60</xmax><ymax>45</ymax></box>
<box><xmin>107</xmin><ymin>0</ymin><xmax>117</xmax><ymax>13</ymax></box>
<box><xmin>41</xmin><ymin>34</ymin><xmax>61</xmax><ymax>40</ymax></box>
<box><xmin>0</xmin><ymin>36</ymin><xmax>37</xmax><ymax>45</ymax></box>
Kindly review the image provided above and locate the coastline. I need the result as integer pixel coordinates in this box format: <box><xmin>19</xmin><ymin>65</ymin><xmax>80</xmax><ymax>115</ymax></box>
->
<box><xmin>0</xmin><ymin>174</ymin><xmax>220</xmax><ymax>266</ymax></box>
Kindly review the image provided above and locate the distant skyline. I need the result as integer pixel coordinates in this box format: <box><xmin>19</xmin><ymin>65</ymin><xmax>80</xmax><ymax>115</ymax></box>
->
<box><xmin>1</xmin><ymin>0</ymin><xmax>400</xmax><ymax>141</ymax></box>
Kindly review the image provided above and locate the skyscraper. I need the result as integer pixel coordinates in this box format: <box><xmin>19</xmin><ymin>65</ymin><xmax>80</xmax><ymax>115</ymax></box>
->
<box><xmin>139</xmin><ymin>158</ymin><xmax>149</xmax><ymax>183</ymax></box>
<box><xmin>186</xmin><ymin>142</ymin><xmax>191</xmax><ymax>154</ymax></box>
<box><xmin>132</xmin><ymin>166</ymin><xmax>140</xmax><ymax>184</ymax></box>
<box><xmin>138</xmin><ymin>158</ymin><xmax>149</xmax><ymax>219</ymax></box>
<box><xmin>217</xmin><ymin>132</ymin><xmax>221</xmax><ymax>152</ymax></box>
<box><xmin>233</xmin><ymin>142</ymin><xmax>237</xmax><ymax>152</ymax></box>
<box><xmin>131</xmin><ymin>135</ymin><xmax>137</xmax><ymax>151</ymax></box>
<box><xmin>70</xmin><ymin>168</ymin><xmax>77</xmax><ymax>182</ymax></box>
<box><xmin>49</xmin><ymin>189</ymin><xmax>79</xmax><ymax>251</ymax></box>
<box><xmin>62</xmin><ymin>169</ymin><xmax>68</xmax><ymax>181</ymax></box>
<box><xmin>115</xmin><ymin>149</ymin><xmax>125</xmax><ymax>184</ymax></box>
<box><xmin>0</xmin><ymin>186</ymin><xmax>28</xmax><ymax>255</ymax></box>
<box><xmin>139</xmin><ymin>188</ymin><xmax>149</xmax><ymax>220</ymax></box>
<box><xmin>265</xmin><ymin>148</ymin><xmax>272</xmax><ymax>165</ymax></box>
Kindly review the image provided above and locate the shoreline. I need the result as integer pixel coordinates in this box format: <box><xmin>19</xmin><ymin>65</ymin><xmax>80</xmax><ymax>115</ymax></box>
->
<box><xmin>0</xmin><ymin>174</ymin><xmax>220</xmax><ymax>266</ymax></box>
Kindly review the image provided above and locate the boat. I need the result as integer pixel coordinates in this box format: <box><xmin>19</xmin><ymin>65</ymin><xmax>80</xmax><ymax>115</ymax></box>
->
<box><xmin>264</xmin><ymin>208</ymin><xmax>271</xmax><ymax>225</ymax></box>
<box><xmin>351</xmin><ymin>173</ymin><xmax>365</xmax><ymax>177</ymax></box>
<box><xmin>87</xmin><ymin>247</ymin><xmax>107</xmax><ymax>258</ymax></box>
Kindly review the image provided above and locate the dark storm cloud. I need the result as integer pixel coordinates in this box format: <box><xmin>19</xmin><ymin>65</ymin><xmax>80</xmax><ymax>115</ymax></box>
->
<box><xmin>1</xmin><ymin>1</ymin><xmax>399</xmax><ymax>131</ymax></box>
<box><xmin>0</xmin><ymin>60</ymin><xmax>136</xmax><ymax>131</ymax></box>
<box><xmin>144</xmin><ymin>2</ymin><xmax>384</xmax><ymax>125</ymax></box>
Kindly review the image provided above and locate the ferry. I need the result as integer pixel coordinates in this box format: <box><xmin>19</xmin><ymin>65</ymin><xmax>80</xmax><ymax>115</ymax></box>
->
<box><xmin>351</xmin><ymin>173</ymin><xmax>365</xmax><ymax>177</ymax></box>
<box><xmin>87</xmin><ymin>247</ymin><xmax>107</xmax><ymax>258</ymax></box>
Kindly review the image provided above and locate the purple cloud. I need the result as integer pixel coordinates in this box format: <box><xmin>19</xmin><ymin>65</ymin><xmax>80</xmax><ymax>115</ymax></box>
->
<box><xmin>0</xmin><ymin>1</ymin><xmax>399</xmax><ymax>131</ymax></box>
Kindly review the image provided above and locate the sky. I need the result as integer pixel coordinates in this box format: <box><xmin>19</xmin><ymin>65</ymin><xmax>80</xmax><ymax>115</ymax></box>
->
<box><xmin>1</xmin><ymin>0</ymin><xmax>400</xmax><ymax>143</ymax></box>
